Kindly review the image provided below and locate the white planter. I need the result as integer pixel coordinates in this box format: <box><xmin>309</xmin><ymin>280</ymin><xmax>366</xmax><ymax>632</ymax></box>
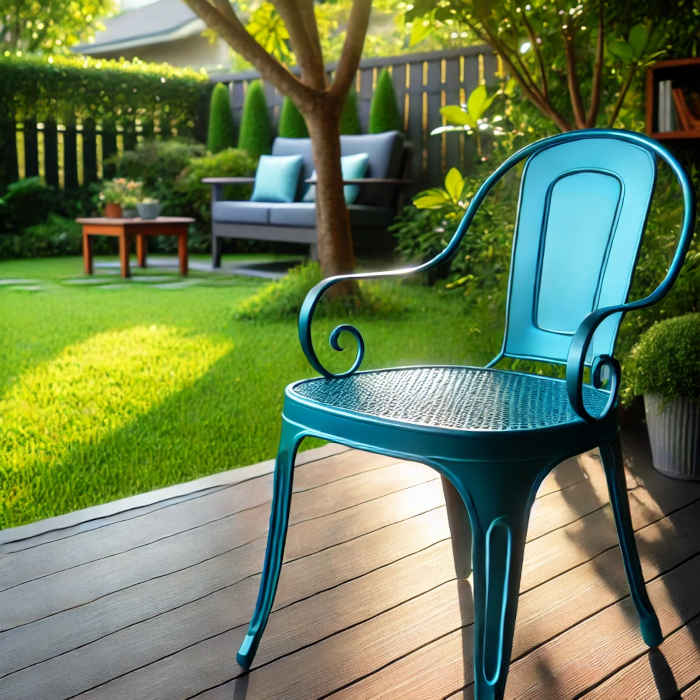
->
<box><xmin>644</xmin><ymin>394</ymin><xmax>700</xmax><ymax>480</ymax></box>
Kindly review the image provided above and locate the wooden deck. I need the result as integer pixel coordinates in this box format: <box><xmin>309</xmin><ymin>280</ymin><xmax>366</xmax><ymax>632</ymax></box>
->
<box><xmin>1</xmin><ymin>429</ymin><xmax>699</xmax><ymax>699</ymax></box>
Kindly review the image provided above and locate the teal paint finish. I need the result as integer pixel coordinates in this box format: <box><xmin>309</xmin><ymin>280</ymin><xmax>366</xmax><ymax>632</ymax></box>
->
<box><xmin>237</xmin><ymin>130</ymin><xmax>695</xmax><ymax>698</ymax></box>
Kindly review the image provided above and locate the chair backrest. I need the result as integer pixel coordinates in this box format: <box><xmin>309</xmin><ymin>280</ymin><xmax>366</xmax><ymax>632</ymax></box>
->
<box><xmin>461</xmin><ymin>130</ymin><xmax>694</xmax><ymax>367</ymax></box>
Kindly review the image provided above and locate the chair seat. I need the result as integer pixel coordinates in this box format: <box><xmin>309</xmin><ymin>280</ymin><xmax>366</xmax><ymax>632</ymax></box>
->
<box><xmin>290</xmin><ymin>365</ymin><xmax>609</xmax><ymax>432</ymax></box>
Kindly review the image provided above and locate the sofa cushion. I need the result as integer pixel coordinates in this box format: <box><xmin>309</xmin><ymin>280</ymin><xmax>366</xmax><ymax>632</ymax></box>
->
<box><xmin>267</xmin><ymin>203</ymin><xmax>395</xmax><ymax>229</ymax></box>
<box><xmin>250</xmin><ymin>154</ymin><xmax>303</xmax><ymax>202</ymax></box>
<box><xmin>213</xmin><ymin>201</ymin><xmax>270</xmax><ymax>224</ymax></box>
<box><xmin>273</xmin><ymin>131</ymin><xmax>405</xmax><ymax>207</ymax></box>
<box><xmin>302</xmin><ymin>153</ymin><xmax>370</xmax><ymax>204</ymax></box>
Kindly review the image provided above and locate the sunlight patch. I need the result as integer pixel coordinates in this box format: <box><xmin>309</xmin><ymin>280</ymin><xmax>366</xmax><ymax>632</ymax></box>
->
<box><xmin>0</xmin><ymin>325</ymin><xmax>232</xmax><ymax>509</ymax></box>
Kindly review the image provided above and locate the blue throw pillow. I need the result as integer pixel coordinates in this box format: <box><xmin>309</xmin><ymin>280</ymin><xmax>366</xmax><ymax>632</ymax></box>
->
<box><xmin>303</xmin><ymin>152</ymin><xmax>369</xmax><ymax>204</ymax></box>
<box><xmin>250</xmin><ymin>154</ymin><xmax>303</xmax><ymax>202</ymax></box>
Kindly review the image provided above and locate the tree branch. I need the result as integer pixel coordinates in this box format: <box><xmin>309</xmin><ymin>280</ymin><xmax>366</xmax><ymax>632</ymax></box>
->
<box><xmin>183</xmin><ymin>0</ymin><xmax>311</xmax><ymax>104</ymax></box>
<box><xmin>329</xmin><ymin>0</ymin><xmax>371</xmax><ymax>99</ymax></box>
<box><xmin>520</xmin><ymin>9</ymin><xmax>548</xmax><ymax>99</ymax></box>
<box><xmin>274</xmin><ymin>0</ymin><xmax>325</xmax><ymax>91</ymax></box>
<box><xmin>608</xmin><ymin>64</ymin><xmax>638</xmax><ymax>127</ymax></box>
<box><xmin>562</xmin><ymin>26</ymin><xmax>586</xmax><ymax>128</ymax></box>
<box><xmin>585</xmin><ymin>4</ymin><xmax>604</xmax><ymax>127</ymax></box>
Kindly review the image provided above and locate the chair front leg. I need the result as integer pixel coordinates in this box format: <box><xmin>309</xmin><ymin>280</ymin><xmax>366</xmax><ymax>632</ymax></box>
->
<box><xmin>441</xmin><ymin>475</ymin><xmax>472</xmax><ymax>578</ymax></box>
<box><xmin>600</xmin><ymin>436</ymin><xmax>663</xmax><ymax>647</ymax></box>
<box><xmin>237</xmin><ymin>420</ymin><xmax>301</xmax><ymax>670</ymax></box>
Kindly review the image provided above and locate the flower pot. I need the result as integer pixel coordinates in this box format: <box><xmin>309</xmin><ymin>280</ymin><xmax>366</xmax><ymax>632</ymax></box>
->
<box><xmin>644</xmin><ymin>394</ymin><xmax>700</xmax><ymax>480</ymax></box>
<box><xmin>122</xmin><ymin>207</ymin><xmax>138</xmax><ymax>219</ymax></box>
<box><xmin>104</xmin><ymin>202</ymin><xmax>122</xmax><ymax>218</ymax></box>
<box><xmin>136</xmin><ymin>202</ymin><xmax>161</xmax><ymax>219</ymax></box>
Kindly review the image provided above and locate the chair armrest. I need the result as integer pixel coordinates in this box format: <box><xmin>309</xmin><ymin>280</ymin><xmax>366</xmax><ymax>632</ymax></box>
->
<box><xmin>201</xmin><ymin>177</ymin><xmax>256</xmax><ymax>184</ymax></box>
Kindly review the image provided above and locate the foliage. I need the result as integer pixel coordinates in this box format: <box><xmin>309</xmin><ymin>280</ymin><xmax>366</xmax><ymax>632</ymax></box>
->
<box><xmin>0</xmin><ymin>176</ymin><xmax>61</xmax><ymax>234</ymax></box>
<box><xmin>407</xmin><ymin>0</ymin><xmax>699</xmax><ymax>131</ymax></box>
<box><xmin>0</xmin><ymin>53</ymin><xmax>208</xmax><ymax>128</ymax></box>
<box><xmin>98</xmin><ymin>178</ymin><xmax>143</xmax><ymax>206</ymax></box>
<box><xmin>369</xmin><ymin>68</ymin><xmax>402</xmax><ymax>134</ymax></box>
<box><xmin>277</xmin><ymin>96</ymin><xmax>308</xmax><ymax>138</ymax></box>
<box><xmin>107</xmin><ymin>139</ymin><xmax>206</xmax><ymax>206</ymax></box>
<box><xmin>0</xmin><ymin>214</ymin><xmax>92</xmax><ymax>259</ymax></box>
<box><xmin>626</xmin><ymin>314</ymin><xmax>700</xmax><ymax>401</ymax></box>
<box><xmin>234</xmin><ymin>261</ymin><xmax>406</xmax><ymax>321</ymax></box>
<box><xmin>0</xmin><ymin>0</ymin><xmax>115</xmax><ymax>54</ymax></box>
<box><xmin>340</xmin><ymin>88</ymin><xmax>362</xmax><ymax>135</ymax></box>
<box><xmin>207</xmin><ymin>82</ymin><xmax>236</xmax><ymax>153</ymax></box>
<box><xmin>175</xmin><ymin>147</ymin><xmax>257</xmax><ymax>228</ymax></box>
<box><xmin>237</xmin><ymin>80</ymin><xmax>272</xmax><ymax>159</ymax></box>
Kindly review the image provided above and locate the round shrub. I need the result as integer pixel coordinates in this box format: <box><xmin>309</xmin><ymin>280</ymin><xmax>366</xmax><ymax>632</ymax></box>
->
<box><xmin>278</xmin><ymin>97</ymin><xmax>308</xmax><ymax>138</ymax></box>
<box><xmin>626</xmin><ymin>313</ymin><xmax>700</xmax><ymax>401</ymax></box>
<box><xmin>369</xmin><ymin>68</ymin><xmax>402</xmax><ymax>133</ymax></box>
<box><xmin>238</xmin><ymin>80</ymin><xmax>272</xmax><ymax>159</ymax></box>
<box><xmin>340</xmin><ymin>88</ymin><xmax>362</xmax><ymax>134</ymax></box>
<box><xmin>207</xmin><ymin>83</ymin><xmax>236</xmax><ymax>153</ymax></box>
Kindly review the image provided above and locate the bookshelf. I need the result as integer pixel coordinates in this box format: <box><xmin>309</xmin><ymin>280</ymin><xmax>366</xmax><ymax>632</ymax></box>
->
<box><xmin>645</xmin><ymin>58</ymin><xmax>700</xmax><ymax>140</ymax></box>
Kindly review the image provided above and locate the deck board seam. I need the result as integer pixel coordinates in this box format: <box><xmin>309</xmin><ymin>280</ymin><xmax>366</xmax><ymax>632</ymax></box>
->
<box><xmin>0</xmin><ymin>470</ymin><xmax>439</xmax><ymax>596</ymax></box>
<box><xmin>572</xmin><ymin>610</ymin><xmax>700</xmax><ymax>699</ymax></box>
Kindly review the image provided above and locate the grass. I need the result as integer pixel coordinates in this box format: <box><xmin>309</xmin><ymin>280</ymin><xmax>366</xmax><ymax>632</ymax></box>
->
<box><xmin>0</xmin><ymin>255</ymin><xmax>503</xmax><ymax>528</ymax></box>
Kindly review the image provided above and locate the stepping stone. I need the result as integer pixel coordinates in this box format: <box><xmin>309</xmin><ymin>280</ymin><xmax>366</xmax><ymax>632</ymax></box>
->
<box><xmin>9</xmin><ymin>285</ymin><xmax>43</xmax><ymax>291</ymax></box>
<box><xmin>96</xmin><ymin>284</ymin><xmax>132</xmax><ymax>291</ymax></box>
<box><xmin>0</xmin><ymin>278</ymin><xmax>39</xmax><ymax>285</ymax></box>
<box><xmin>62</xmin><ymin>278</ymin><xmax>112</xmax><ymax>285</ymax></box>
<box><xmin>131</xmin><ymin>275</ymin><xmax>176</xmax><ymax>283</ymax></box>
<box><xmin>152</xmin><ymin>280</ymin><xmax>202</xmax><ymax>290</ymax></box>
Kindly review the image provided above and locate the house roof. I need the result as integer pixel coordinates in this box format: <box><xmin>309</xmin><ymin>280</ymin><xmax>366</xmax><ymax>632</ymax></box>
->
<box><xmin>73</xmin><ymin>0</ymin><xmax>204</xmax><ymax>55</ymax></box>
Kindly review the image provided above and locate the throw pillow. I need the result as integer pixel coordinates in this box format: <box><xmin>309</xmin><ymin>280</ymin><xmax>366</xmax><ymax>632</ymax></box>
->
<box><xmin>250</xmin><ymin>154</ymin><xmax>303</xmax><ymax>202</ymax></box>
<box><xmin>303</xmin><ymin>152</ymin><xmax>369</xmax><ymax>204</ymax></box>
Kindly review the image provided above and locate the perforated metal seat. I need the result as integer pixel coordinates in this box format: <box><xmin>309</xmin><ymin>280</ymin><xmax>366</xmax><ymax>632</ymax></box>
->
<box><xmin>291</xmin><ymin>366</ymin><xmax>609</xmax><ymax>432</ymax></box>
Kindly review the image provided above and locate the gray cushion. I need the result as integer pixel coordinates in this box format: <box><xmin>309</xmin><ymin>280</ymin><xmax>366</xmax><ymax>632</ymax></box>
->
<box><xmin>213</xmin><ymin>201</ymin><xmax>270</xmax><ymax>224</ymax></box>
<box><xmin>267</xmin><ymin>203</ymin><xmax>395</xmax><ymax>229</ymax></box>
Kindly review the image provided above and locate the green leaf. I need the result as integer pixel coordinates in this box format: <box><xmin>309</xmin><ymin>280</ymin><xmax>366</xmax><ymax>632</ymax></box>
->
<box><xmin>441</xmin><ymin>105</ymin><xmax>475</xmax><ymax>127</ymax></box>
<box><xmin>444</xmin><ymin>168</ymin><xmax>464</xmax><ymax>202</ymax></box>
<box><xmin>628</xmin><ymin>23</ymin><xmax>649</xmax><ymax>57</ymax></box>
<box><xmin>503</xmin><ymin>78</ymin><xmax>517</xmax><ymax>97</ymax></box>
<box><xmin>413</xmin><ymin>190</ymin><xmax>450</xmax><ymax>209</ymax></box>
<box><xmin>466</xmin><ymin>85</ymin><xmax>496</xmax><ymax>120</ymax></box>
<box><xmin>608</xmin><ymin>39</ymin><xmax>635</xmax><ymax>62</ymax></box>
<box><xmin>409</xmin><ymin>20</ymin><xmax>432</xmax><ymax>47</ymax></box>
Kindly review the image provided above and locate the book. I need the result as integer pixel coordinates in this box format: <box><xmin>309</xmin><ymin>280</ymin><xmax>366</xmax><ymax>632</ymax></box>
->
<box><xmin>672</xmin><ymin>88</ymin><xmax>692</xmax><ymax>130</ymax></box>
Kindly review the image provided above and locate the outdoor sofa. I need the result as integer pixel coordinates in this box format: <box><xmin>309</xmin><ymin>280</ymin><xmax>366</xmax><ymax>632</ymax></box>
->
<box><xmin>203</xmin><ymin>130</ymin><xmax>411</xmax><ymax>265</ymax></box>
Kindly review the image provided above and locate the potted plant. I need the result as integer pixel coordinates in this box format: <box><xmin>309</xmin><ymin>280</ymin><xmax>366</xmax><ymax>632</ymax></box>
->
<box><xmin>627</xmin><ymin>313</ymin><xmax>700</xmax><ymax>479</ymax></box>
<box><xmin>136</xmin><ymin>197</ymin><xmax>161</xmax><ymax>219</ymax></box>
<box><xmin>98</xmin><ymin>178</ymin><xmax>143</xmax><ymax>218</ymax></box>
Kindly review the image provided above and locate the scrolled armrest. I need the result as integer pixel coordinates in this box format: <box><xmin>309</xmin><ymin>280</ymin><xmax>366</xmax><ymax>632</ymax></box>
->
<box><xmin>565</xmin><ymin>306</ymin><xmax>628</xmax><ymax>422</ymax></box>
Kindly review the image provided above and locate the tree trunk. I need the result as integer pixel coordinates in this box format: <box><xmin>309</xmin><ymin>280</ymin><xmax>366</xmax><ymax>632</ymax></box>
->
<box><xmin>304</xmin><ymin>101</ymin><xmax>357</xmax><ymax>295</ymax></box>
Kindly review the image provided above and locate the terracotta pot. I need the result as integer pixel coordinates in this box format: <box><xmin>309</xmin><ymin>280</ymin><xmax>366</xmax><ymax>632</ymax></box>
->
<box><xmin>104</xmin><ymin>202</ymin><xmax>123</xmax><ymax>218</ymax></box>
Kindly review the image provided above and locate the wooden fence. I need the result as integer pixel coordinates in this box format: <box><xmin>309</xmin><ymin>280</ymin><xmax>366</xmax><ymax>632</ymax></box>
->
<box><xmin>7</xmin><ymin>45</ymin><xmax>498</xmax><ymax>191</ymax></box>
<box><xmin>214</xmin><ymin>45</ymin><xmax>499</xmax><ymax>188</ymax></box>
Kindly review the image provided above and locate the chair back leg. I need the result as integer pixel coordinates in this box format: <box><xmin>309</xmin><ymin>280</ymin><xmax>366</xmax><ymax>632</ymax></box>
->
<box><xmin>237</xmin><ymin>421</ymin><xmax>301</xmax><ymax>669</ymax></box>
<box><xmin>600</xmin><ymin>436</ymin><xmax>663</xmax><ymax>647</ymax></box>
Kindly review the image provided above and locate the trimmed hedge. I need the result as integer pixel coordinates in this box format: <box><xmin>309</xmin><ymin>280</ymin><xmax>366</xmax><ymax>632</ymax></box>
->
<box><xmin>278</xmin><ymin>97</ymin><xmax>308</xmax><ymax>138</ymax></box>
<box><xmin>0</xmin><ymin>53</ymin><xmax>209</xmax><ymax>127</ymax></box>
<box><xmin>369</xmin><ymin>68</ymin><xmax>402</xmax><ymax>133</ymax></box>
<box><xmin>237</xmin><ymin>80</ymin><xmax>272</xmax><ymax>159</ymax></box>
<box><xmin>340</xmin><ymin>88</ymin><xmax>362</xmax><ymax>134</ymax></box>
<box><xmin>207</xmin><ymin>83</ymin><xmax>236</xmax><ymax>153</ymax></box>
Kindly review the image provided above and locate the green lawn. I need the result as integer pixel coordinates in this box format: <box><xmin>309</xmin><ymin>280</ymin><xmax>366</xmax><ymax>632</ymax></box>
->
<box><xmin>0</xmin><ymin>255</ymin><xmax>503</xmax><ymax>528</ymax></box>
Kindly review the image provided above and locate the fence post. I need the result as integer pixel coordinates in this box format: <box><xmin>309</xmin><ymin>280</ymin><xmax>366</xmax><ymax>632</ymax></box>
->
<box><xmin>83</xmin><ymin>118</ymin><xmax>98</xmax><ymax>184</ymax></box>
<box><xmin>0</xmin><ymin>116</ymin><xmax>18</xmax><ymax>189</ymax></box>
<box><xmin>43</xmin><ymin>120</ymin><xmax>59</xmax><ymax>187</ymax></box>
<box><xmin>102</xmin><ymin>121</ymin><xmax>117</xmax><ymax>178</ymax></box>
<box><xmin>63</xmin><ymin>121</ymin><xmax>79</xmax><ymax>189</ymax></box>
<box><xmin>23</xmin><ymin>119</ymin><xmax>40</xmax><ymax>178</ymax></box>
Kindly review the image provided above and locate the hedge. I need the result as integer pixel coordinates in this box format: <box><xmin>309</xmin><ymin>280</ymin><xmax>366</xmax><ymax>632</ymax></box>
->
<box><xmin>0</xmin><ymin>53</ymin><xmax>210</xmax><ymax>128</ymax></box>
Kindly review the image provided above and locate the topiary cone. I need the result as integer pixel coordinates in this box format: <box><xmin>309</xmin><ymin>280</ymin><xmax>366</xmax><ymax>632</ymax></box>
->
<box><xmin>369</xmin><ymin>68</ymin><xmax>402</xmax><ymax>133</ymax></box>
<box><xmin>340</xmin><ymin>88</ymin><xmax>362</xmax><ymax>134</ymax></box>
<box><xmin>207</xmin><ymin>82</ymin><xmax>236</xmax><ymax>153</ymax></box>
<box><xmin>238</xmin><ymin>80</ymin><xmax>272</xmax><ymax>159</ymax></box>
<box><xmin>278</xmin><ymin>97</ymin><xmax>308</xmax><ymax>138</ymax></box>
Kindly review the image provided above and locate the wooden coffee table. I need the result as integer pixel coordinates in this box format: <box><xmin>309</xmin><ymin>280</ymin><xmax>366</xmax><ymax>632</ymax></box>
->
<box><xmin>77</xmin><ymin>217</ymin><xmax>194</xmax><ymax>278</ymax></box>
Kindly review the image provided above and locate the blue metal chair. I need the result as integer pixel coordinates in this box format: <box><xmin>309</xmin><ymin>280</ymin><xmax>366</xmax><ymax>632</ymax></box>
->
<box><xmin>236</xmin><ymin>129</ymin><xmax>696</xmax><ymax>698</ymax></box>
